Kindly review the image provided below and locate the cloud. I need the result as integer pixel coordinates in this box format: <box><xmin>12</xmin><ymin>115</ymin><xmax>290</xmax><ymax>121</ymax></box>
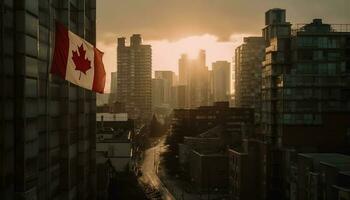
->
<box><xmin>97</xmin><ymin>0</ymin><xmax>350</xmax><ymax>43</ymax></box>
<box><xmin>96</xmin><ymin>0</ymin><xmax>350</xmax><ymax>93</ymax></box>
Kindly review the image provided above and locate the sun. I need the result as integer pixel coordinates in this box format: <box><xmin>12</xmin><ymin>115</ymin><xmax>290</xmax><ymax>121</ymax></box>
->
<box><xmin>149</xmin><ymin>34</ymin><xmax>245</xmax><ymax>72</ymax></box>
<box><xmin>172</xmin><ymin>35</ymin><xmax>220</xmax><ymax>58</ymax></box>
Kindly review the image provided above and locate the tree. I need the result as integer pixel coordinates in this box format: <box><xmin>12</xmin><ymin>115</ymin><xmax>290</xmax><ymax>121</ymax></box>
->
<box><xmin>149</xmin><ymin>114</ymin><xmax>164</xmax><ymax>137</ymax></box>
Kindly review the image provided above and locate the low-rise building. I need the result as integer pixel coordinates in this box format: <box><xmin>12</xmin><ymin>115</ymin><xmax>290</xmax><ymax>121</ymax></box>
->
<box><xmin>179</xmin><ymin>127</ymin><xmax>223</xmax><ymax>166</ymax></box>
<box><xmin>189</xmin><ymin>150</ymin><xmax>228</xmax><ymax>192</ymax></box>
<box><xmin>228</xmin><ymin>139</ymin><xmax>266</xmax><ymax>200</ymax></box>
<box><xmin>293</xmin><ymin>153</ymin><xmax>350</xmax><ymax>200</ymax></box>
<box><xmin>95</xmin><ymin>113</ymin><xmax>135</xmax><ymax>199</ymax></box>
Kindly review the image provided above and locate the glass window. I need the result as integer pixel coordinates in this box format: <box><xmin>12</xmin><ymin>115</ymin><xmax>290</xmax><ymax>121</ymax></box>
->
<box><xmin>24</xmin><ymin>35</ymin><xmax>38</xmax><ymax>57</ymax></box>
<box><xmin>25</xmin><ymin>78</ymin><xmax>38</xmax><ymax>98</ymax></box>
<box><xmin>25</xmin><ymin>13</ymin><xmax>38</xmax><ymax>37</ymax></box>
<box><xmin>50</xmin><ymin>101</ymin><xmax>60</xmax><ymax>117</ymax></box>
<box><xmin>25</xmin><ymin>56</ymin><xmax>38</xmax><ymax>77</ymax></box>
<box><xmin>283</xmin><ymin>114</ymin><xmax>292</xmax><ymax>124</ymax></box>
<box><xmin>313</xmin><ymin>51</ymin><xmax>323</xmax><ymax>60</ymax></box>
<box><xmin>317</xmin><ymin>37</ymin><xmax>328</xmax><ymax>48</ymax></box>
<box><xmin>26</xmin><ymin>99</ymin><xmax>38</xmax><ymax>118</ymax></box>
<box><xmin>327</xmin><ymin>52</ymin><xmax>340</xmax><ymax>60</ymax></box>
<box><xmin>25</xmin><ymin>0</ymin><xmax>38</xmax><ymax>15</ymax></box>
<box><xmin>328</xmin><ymin>38</ymin><xmax>338</xmax><ymax>48</ymax></box>
<box><xmin>328</xmin><ymin>63</ymin><xmax>337</xmax><ymax>75</ymax></box>
<box><xmin>39</xmin><ymin>42</ymin><xmax>48</xmax><ymax>61</ymax></box>
<box><xmin>298</xmin><ymin>37</ymin><xmax>313</xmax><ymax>47</ymax></box>
<box><xmin>319</xmin><ymin>64</ymin><xmax>328</xmax><ymax>75</ymax></box>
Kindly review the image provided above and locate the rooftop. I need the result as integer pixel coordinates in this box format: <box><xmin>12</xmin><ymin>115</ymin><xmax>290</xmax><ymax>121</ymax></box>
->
<box><xmin>299</xmin><ymin>153</ymin><xmax>350</xmax><ymax>170</ymax></box>
<box><xmin>96</xmin><ymin>113</ymin><xmax>128</xmax><ymax>122</ymax></box>
<box><xmin>292</xmin><ymin>19</ymin><xmax>350</xmax><ymax>34</ymax></box>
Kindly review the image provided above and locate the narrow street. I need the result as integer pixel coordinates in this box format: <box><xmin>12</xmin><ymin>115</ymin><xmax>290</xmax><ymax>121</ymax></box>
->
<box><xmin>140</xmin><ymin>138</ymin><xmax>175</xmax><ymax>200</ymax></box>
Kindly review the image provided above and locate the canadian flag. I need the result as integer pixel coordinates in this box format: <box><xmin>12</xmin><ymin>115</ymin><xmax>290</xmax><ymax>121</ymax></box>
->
<box><xmin>51</xmin><ymin>22</ymin><xmax>106</xmax><ymax>93</ymax></box>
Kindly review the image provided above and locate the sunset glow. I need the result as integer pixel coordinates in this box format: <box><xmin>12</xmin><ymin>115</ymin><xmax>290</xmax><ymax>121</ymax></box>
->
<box><xmin>98</xmin><ymin>34</ymin><xmax>248</xmax><ymax>92</ymax></box>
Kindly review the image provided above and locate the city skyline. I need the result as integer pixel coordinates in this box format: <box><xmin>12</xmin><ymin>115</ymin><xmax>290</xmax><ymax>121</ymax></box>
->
<box><xmin>1</xmin><ymin>2</ymin><xmax>350</xmax><ymax>199</ymax></box>
<box><xmin>96</xmin><ymin>0</ymin><xmax>350</xmax><ymax>92</ymax></box>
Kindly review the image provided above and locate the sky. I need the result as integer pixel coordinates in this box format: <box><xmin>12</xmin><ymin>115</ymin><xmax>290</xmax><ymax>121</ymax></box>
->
<box><xmin>96</xmin><ymin>0</ymin><xmax>350</xmax><ymax>92</ymax></box>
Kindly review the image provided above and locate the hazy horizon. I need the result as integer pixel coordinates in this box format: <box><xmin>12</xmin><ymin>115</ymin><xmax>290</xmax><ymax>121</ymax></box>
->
<box><xmin>96</xmin><ymin>0</ymin><xmax>350</xmax><ymax>92</ymax></box>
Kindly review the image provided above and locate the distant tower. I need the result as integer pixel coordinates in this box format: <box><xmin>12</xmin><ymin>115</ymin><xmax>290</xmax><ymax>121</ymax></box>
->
<box><xmin>178</xmin><ymin>54</ymin><xmax>190</xmax><ymax>85</ymax></box>
<box><xmin>212</xmin><ymin>61</ymin><xmax>231</xmax><ymax>102</ymax></box>
<box><xmin>117</xmin><ymin>35</ymin><xmax>152</xmax><ymax>122</ymax></box>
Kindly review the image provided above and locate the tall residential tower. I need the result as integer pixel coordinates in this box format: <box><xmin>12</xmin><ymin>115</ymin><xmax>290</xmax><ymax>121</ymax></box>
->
<box><xmin>212</xmin><ymin>61</ymin><xmax>231</xmax><ymax>102</ymax></box>
<box><xmin>0</xmin><ymin>0</ymin><xmax>97</xmax><ymax>199</ymax></box>
<box><xmin>262</xmin><ymin>8</ymin><xmax>350</xmax><ymax>199</ymax></box>
<box><xmin>235</xmin><ymin>37</ymin><xmax>265</xmax><ymax>123</ymax></box>
<box><xmin>116</xmin><ymin>35</ymin><xmax>152</xmax><ymax>122</ymax></box>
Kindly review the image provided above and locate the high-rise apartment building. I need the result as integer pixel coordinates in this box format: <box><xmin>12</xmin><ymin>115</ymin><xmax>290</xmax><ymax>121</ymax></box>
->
<box><xmin>212</xmin><ymin>61</ymin><xmax>231</xmax><ymax>102</ymax></box>
<box><xmin>178</xmin><ymin>50</ymin><xmax>209</xmax><ymax>108</ymax></box>
<box><xmin>152</xmin><ymin>78</ymin><xmax>166</xmax><ymax>108</ymax></box>
<box><xmin>116</xmin><ymin>35</ymin><xmax>152</xmax><ymax>122</ymax></box>
<box><xmin>235</xmin><ymin>37</ymin><xmax>265</xmax><ymax>123</ymax></box>
<box><xmin>155</xmin><ymin>71</ymin><xmax>175</xmax><ymax>105</ymax></box>
<box><xmin>178</xmin><ymin>54</ymin><xmax>190</xmax><ymax>86</ymax></box>
<box><xmin>0</xmin><ymin>0</ymin><xmax>97</xmax><ymax>199</ymax></box>
<box><xmin>261</xmin><ymin>8</ymin><xmax>350</xmax><ymax>199</ymax></box>
<box><xmin>171</xmin><ymin>85</ymin><xmax>188</xmax><ymax>109</ymax></box>
<box><xmin>155</xmin><ymin>71</ymin><xmax>175</xmax><ymax>86</ymax></box>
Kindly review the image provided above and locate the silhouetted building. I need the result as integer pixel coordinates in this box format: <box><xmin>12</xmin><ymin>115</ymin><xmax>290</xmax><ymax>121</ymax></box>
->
<box><xmin>293</xmin><ymin>153</ymin><xmax>350</xmax><ymax>200</ymax></box>
<box><xmin>152</xmin><ymin>78</ymin><xmax>166</xmax><ymax>108</ymax></box>
<box><xmin>178</xmin><ymin>54</ymin><xmax>190</xmax><ymax>85</ymax></box>
<box><xmin>154</xmin><ymin>70</ymin><xmax>175</xmax><ymax>106</ymax></box>
<box><xmin>97</xmin><ymin>93</ymin><xmax>110</xmax><ymax>106</ymax></box>
<box><xmin>171</xmin><ymin>85</ymin><xmax>188</xmax><ymax>109</ymax></box>
<box><xmin>116</xmin><ymin>35</ymin><xmax>152</xmax><ymax>122</ymax></box>
<box><xmin>172</xmin><ymin>102</ymin><xmax>254</xmax><ymax>145</ymax></box>
<box><xmin>212</xmin><ymin>61</ymin><xmax>231</xmax><ymax>102</ymax></box>
<box><xmin>261</xmin><ymin>8</ymin><xmax>350</xmax><ymax>199</ymax></box>
<box><xmin>172</xmin><ymin>102</ymin><xmax>253</xmax><ymax>196</ymax></box>
<box><xmin>178</xmin><ymin>50</ymin><xmax>210</xmax><ymax>108</ymax></box>
<box><xmin>95</xmin><ymin>113</ymin><xmax>135</xmax><ymax>199</ymax></box>
<box><xmin>190</xmin><ymin>151</ymin><xmax>228</xmax><ymax>192</ymax></box>
<box><xmin>0</xmin><ymin>1</ymin><xmax>97</xmax><ymax>199</ymax></box>
<box><xmin>235</xmin><ymin>37</ymin><xmax>265</xmax><ymax>123</ymax></box>
<box><xmin>228</xmin><ymin>139</ymin><xmax>266</xmax><ymax>200</ymax></box>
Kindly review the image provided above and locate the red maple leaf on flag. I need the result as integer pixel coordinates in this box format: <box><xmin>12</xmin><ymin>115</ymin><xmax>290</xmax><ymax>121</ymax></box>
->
<box><xmin>72</xmin><ymin>44</ymin><xmax>91</xmax><ymax>80</ymax></box>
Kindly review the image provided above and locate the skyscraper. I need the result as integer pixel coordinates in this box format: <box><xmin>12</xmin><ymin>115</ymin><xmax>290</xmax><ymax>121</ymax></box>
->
<box><xmin>262</xmin><ymin>8</ymin><xmax>350</xmax><ymax>199</ymax></box>
<box><xmin>235</xmin><ymin>37</ymin><xmax>265</xmax><ymax>123</ymax></box>
<box><xmin>178</xmin><ymin>54</ymin><xmax>190</xmax><ymax>85</ymax></box>
<box><xmin>0</xmin><ymin>0</ymin><xmax>97</xmax><ymax>199</ymax></box>
<box><xmin>116</xmin><ymin>35</ymin><xmax>152</xmax><ymax>122</ymax></box>
<box><xmin>152</xmin><ymin>78</ymin><xmax>166</xmax><ymax>108</ymax></box>
<box><xmin>155</xmin><ymin>71</ymin><xmax>175</xmax><ymax>106</ymax></box>
<box><xmin>178</xmin><ymin>50</ymin><xmax>209</xmax><ymax>108</ymax></box>
<box><xmin>212</xmin><ymin>61</ymin><xmax>231</xmax><ymax>102</ymax></box>
<box><xmin>171</xmin><ymin>85</ymin><xmax>189</xmax><ymax>109</ymax></box>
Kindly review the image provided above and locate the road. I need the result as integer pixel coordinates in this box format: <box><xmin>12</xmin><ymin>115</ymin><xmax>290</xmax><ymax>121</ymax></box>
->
<box><xmin>140</xmin><ymin>138</ymin><xmax>175</xmax><ymax>200</ymax></box>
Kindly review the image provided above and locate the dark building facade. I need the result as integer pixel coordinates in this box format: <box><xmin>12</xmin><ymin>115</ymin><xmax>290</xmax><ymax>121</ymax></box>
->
<box><xmin>235</xmin><ymin>37</ymin><xmax>265</xmax><ymax>123</ymax></box>
<box><xmin>178</xmin><ymin>50</ymin><xmax>210</xmax><ymax>108</ymax></box>
<box><xmin>0</xmin><ymin>0</ymin><xmax>97</xmax><ymax>199</ymax></box>
<box><xmin>261</xmin><ymin>8</ymin><xmax>350</xmax><ymax>199</ymax></box>
<box><xmin>172</xmin><ymin>102</ymin><xmax>254</xmax><ymax>148</ymax></box>
<box><xmin>116</xmin><ymin>35</ymin><xmax>152</xmax><ymax>122</ymax></box>
<box><xmin>212</xmin><ymin>61</ymin><xmax>231</xmax><ymax>102</ymax></box>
